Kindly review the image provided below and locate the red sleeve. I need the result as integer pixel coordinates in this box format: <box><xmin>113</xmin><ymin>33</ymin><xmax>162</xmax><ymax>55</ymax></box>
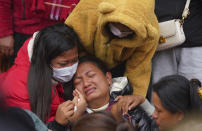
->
<box><xmin>0</xmin><ymin>0</ymin><xmax>13</xmax><ymax>37</ymax></box>
<box><xmin>6</xmin><ymin>97</ymin><xmax>31</xmax><ymax>110</ymax></box>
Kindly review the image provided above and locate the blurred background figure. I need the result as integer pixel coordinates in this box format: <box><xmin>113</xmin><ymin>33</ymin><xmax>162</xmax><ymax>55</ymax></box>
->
<box><xmin>72</xmin><ymin>111</ymin><xmax>135</xmax><ymax>131</ymax></box>
<box><xmin>0</xmin><ymin>86</ymin><xmax>48</xmax><ymax>131</ymax></box>
<box><xmin>152</xmin><ymin>75</ymin><xmax>202</xmax><ymax>131</ymax></box>
<box><xmin>152</xmin><ymin>0</ymin><xmax>202</xmax><ymax>84</ymax></box>
<box><xmin>0</xmin><ymin>0</ymin><xmax>80</xmax><ymax>72</ymax></box>
<box><xmin>171</xmin><ymin>114</ymin><xmax>202</xmax><ymax>131</ymax></box>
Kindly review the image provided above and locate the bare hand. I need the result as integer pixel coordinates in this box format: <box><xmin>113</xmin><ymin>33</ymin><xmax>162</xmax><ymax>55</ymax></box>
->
<box><xmin>0</xmin><ymin>35</ymin><xmax>14</xmax><ymax>56</ymax></box>
<box><xmin>69</xmin><ymin>89</ymin><xmax>87</xmax><ymax>123</ymax></box>
<box><xmin>73</xmin><ymin>89</ymin><xmax>87</xmax><ymax>109</ymax></box>
<box><xmin>55</xmin><ymin>100</ymin><xmax>75</xmax><ymax>125</ymax></box>
<box><xmin>115</xmin><ymin>94</ymin><xmax>145</xmax><ymax>115</ymax></box>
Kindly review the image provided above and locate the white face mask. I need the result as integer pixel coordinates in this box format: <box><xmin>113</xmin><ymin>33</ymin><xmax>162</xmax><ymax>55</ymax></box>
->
<box><xmin>109</xmin><ymin>23</ymin><xmax>133</xmax><ymax>38</ymax></box>
<box><xmin>52</xmin><ymin>62</ymin><xmax>78</xmax><ymax>83</ymax></box>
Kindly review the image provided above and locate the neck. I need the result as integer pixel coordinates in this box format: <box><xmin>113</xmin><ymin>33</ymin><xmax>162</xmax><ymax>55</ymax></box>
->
<box><xmin>88</xmin><ymin>95</ymin><xmax>110</xmax><ymax>109</ymax></box>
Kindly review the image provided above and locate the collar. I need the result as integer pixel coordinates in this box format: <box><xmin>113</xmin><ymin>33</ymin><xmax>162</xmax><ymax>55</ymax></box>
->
<box><xmin>86</xmin><ymin>103</ymin><xmax>109</xmax><ymax>114</ymax></box>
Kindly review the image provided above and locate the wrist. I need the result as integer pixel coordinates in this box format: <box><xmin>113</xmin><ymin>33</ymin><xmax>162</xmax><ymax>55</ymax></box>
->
<box><xmin>133</xmin><ymin>94</ymin><xmax>145</xmax><ymax>104</ymax></box>
<box><xmin>55</xmin><ymin>117</ymin><xmax>68</xmax><ymax>126</ymax></box>
<box><xmin>47</xmin><ymin>119</ymin><xmax>66</xmax><ymax>131</ymax></box>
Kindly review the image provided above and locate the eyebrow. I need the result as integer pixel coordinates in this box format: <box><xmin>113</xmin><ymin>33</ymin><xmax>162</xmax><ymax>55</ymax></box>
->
<box><xmin>85</xmin><ymin>70</ymin><xmax>94</xmax><ymax>75</ymax></box>
<box><xmin>65</xmin><ymin>57</ymin><xmax>78</xmax><ymax>62</ymax></box>
<box><xmin>59</xmin><ymin>57</ymin><xmax>78</xmax><ymax>64</ymax></box>
<box><xmin>74</xmin><ymin>70</ymin><xmax>94</xmax><ymax>79</ymax></box>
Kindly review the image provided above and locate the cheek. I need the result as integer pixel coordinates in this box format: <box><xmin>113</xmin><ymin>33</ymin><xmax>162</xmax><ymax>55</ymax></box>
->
<box><xmin>155</xmin><ymin>113</ymin><xmax>168</xmax><ymax>130</ymax></box>
<box><xmin>75</xmin><ymin>85</ymin><xmax>84</xmax><ymax>93</ymax></box>
<box><xmin>97</xmin><ymin>81</ymin><xmax>110</xmax><ymax>94</ymax></box>
<box><xmin>157</xmin><ymin>112</ymin><xmax>178</xmax><ymax>130</ymax></box>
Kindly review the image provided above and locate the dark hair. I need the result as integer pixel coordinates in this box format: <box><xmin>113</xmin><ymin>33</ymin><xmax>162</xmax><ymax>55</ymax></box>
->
<box><xmin>72</xmin><ymin>111</ymin><xmax>135</xmax><ymax>131</ymax></box>
<box><xmin>153</xmin><ymin>75</ymin><xmax>202</xmax><ymax>114</ymax></box>
<box><xmin>28</xmin><ymin>23</ymin><xmax>80</xmax><ymax>122</ymax></box>
<box><xmin>78</xmin><ymin>56</ymin><xmax>109</xmax><ymax>74</ymax></box>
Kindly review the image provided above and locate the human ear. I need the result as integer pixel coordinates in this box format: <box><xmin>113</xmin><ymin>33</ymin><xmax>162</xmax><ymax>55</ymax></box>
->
<box><xmin>105</xmin><ymin>72</ymin><xmax>112</xmax><ymax>85</ymax></box>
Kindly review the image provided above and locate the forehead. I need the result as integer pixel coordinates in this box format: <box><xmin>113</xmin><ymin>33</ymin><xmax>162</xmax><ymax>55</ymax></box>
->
<box><xmin>53</xmin><ymin>47</ymin><xmax>78</xmax><ymax>60</ymax></box>
<box><xmin>75</xmin><ymin>62</ymin><xmax>102</xmax><ymax>75</ymax></box>
<box><xmin>153</xmin><ymin>92</ymin><xmax>163</xmax><ymax>109</ymax></box>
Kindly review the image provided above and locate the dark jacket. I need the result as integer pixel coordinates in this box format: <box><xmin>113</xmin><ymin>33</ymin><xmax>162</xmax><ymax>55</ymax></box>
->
<box><xmin>110</xmin><ymin>77</ymin><xmax>159</xmax><ymax>131</ymax></box>
<box><xmin>0</xmin><ymin>107</ymin><xmax>41</xmax><ymax>131</ymax></box>
<box><xmin>155</xmin><ymin>0</ymin><xmax>202</xmax><ymax>47</ymax></box>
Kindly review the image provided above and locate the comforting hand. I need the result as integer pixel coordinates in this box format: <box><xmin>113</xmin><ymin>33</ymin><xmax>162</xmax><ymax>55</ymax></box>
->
<box><xmin>0</xmin><ymin>35</ymin><xmax>14</xmax><ymax>56</ymax></box>
<box><xmin>55</xmin><ymin>100</ymin><xmax>75</xmax><ymax>125</ymax></box>
<box><xmin>115</xmin><ymin>94</ymin><xmax>145</xmax><ymax>115</ymax></box>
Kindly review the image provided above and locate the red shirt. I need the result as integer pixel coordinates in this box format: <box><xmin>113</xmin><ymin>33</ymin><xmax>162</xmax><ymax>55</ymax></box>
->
<box><xmin>0</xmin><ymin>0</ymin><xmax>79</xmax><ymax>37</ymax></box>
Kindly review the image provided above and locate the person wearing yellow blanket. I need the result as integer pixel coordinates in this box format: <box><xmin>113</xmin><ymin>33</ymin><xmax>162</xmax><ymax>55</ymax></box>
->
<box><xmin>65</xmin><ymin>0</ymin><xmax>160</xmax><ymax>114</ymax></box>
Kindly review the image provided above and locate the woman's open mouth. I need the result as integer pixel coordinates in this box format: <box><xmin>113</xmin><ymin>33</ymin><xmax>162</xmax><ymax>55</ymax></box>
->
<box><xmin>85</xmin><ymin>88</ymin><xmax>96</xmax><ymax>96</ymax></box>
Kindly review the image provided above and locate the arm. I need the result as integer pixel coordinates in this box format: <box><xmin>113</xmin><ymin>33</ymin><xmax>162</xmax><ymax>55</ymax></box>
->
<box><xmin>6</xmin><ymin>96</ymin><xmax>32</xmax><ymax>110</ymax></box>
<box><xmin>111</xmin><ymin>102</ymin><xmax>124</xmax><ymax>123</ymax></box>
<box><xmin>0</xmin><ymin>0</ymin><xmax>14</xmax><ymax>56</ymax></box>
<box><xmin>115</xmin><ymin>24</ymin><xmax>159</xmax><ymax>114</ymax></box>
<box><xmin>125</xmin><ymin>42</ymin><xmax>157</xmax><ymax>97</ymax></box>
<box><xmin>139</xmin><ymin>99</ymin><xmax>155</xmax><ymax>117</ymax></box>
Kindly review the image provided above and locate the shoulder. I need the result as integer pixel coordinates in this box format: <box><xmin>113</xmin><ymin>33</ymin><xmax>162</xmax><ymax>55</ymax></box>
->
<box><xmin>128</xmin><ymin>107</ymin><xmax>157</xmax><ymax>131</ymax></box>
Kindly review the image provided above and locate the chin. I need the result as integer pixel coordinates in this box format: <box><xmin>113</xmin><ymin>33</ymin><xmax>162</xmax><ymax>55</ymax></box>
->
<box><xmin>86</xmin><ymin>93</ymin><xmax>100</xmax><ymax>102</ymax></box>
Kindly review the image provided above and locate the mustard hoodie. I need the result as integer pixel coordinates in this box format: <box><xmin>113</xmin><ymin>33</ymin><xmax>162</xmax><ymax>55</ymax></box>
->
<box><xmin>65</xmin><ymin>0</ymin><xmax>160</xmax><ymax>97</ymax></box>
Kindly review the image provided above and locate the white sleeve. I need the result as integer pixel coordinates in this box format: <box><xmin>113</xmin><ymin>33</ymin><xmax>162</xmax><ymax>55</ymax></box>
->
<box><xmin>140</xmin><ymin>99</ymin><xmax>155</xmax><ymax>117</ymax></box>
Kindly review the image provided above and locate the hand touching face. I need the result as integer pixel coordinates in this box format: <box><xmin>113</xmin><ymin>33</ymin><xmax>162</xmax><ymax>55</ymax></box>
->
<box><xmin>73</xmin><ymin>62</ymin><xmax>111</xmax><ymax>106</ymax></box>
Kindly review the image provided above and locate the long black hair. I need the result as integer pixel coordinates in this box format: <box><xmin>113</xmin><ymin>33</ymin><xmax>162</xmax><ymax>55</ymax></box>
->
<box><xmin>28</xmin><ymin>23</ymin><xmax>80</xmax><ymax>122</ymax></box>
<box><xmin>153</xmin><ymin>75</ymin><xmax>202</xmax><ymax>114</ymax></box>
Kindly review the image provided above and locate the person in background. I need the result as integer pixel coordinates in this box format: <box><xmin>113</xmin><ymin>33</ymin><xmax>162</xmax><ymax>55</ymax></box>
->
<box><xmin>152</xmin><ymin>75</ymin><xmax>202</xmax><ymax>130</ymax></box>
<box><xmin>171</xmin><ymin>114</ymin><xmax>202</xmax><ymax>131</ymax></box>
<box><xmin>0</xmin><ymin>0</ymin><xmax>80</xmax><ymax>71</ymax></box>
<box><xmin>0</xmin><ymin>24</ymin><xmax>81</xmax><ymax>123</ymax></box>
<box><xmin>65</xmin><ymin>0</ymin><xmax>160</xmax><ymax>113</ymax></box>
<box><xmin>72</xmin><ymin>111</ymin><xmax>135</xmax><ymax>131</ymax></box>
<box><xmin>0</xmin><ymin>87</ymin><xmax>48</xmax><ymax>131</ymax></box>
<box><xmin>152</xmin><ymin>0</ymin><xmax>202</xmax><ymax>84</ymax></box>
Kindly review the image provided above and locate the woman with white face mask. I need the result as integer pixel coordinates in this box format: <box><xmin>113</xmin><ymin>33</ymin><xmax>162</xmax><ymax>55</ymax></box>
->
<box><xmin>0</xmin><ymin>23</ymin><xmax>80</xmax><ymax>124</ymax></box>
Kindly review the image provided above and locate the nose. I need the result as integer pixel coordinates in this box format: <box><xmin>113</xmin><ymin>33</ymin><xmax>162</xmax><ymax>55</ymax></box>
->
<box><xmin>152</xmin><ymin>110</ymin><xmax>158</xmax><ymax>119</ymax></box>
<box><xmin>83</xmin><ymin>77</ymin><xmax>91</xmax><ymax>88</ymax></box>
